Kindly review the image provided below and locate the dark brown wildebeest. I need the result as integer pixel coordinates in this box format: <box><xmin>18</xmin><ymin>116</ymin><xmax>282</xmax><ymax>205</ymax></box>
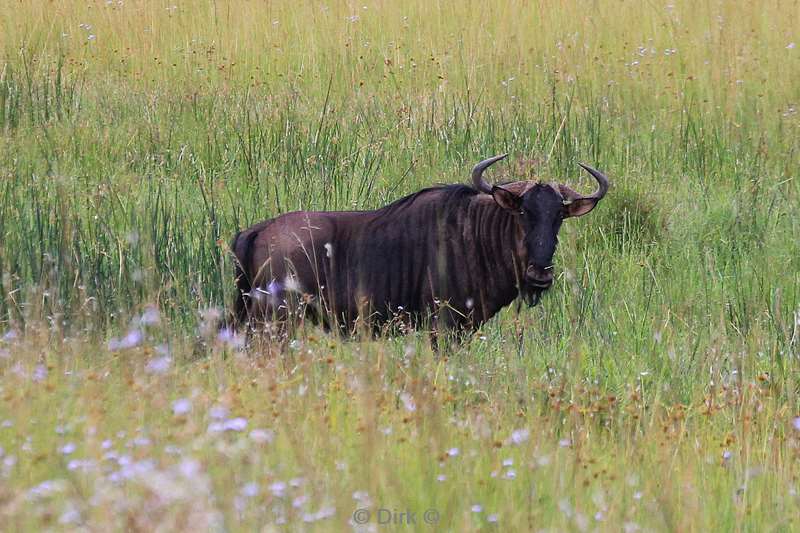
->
<box><xmin>229</xmin><ymin>155</ymin><xmax>608</xmax><ymax>338</ymax></box>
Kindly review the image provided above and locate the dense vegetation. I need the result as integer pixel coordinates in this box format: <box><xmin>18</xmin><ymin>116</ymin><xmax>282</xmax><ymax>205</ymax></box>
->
<box><xmin>1</xmin><ymin>1</ymin><xmax>799</xmax><ymax>530</ymax></box>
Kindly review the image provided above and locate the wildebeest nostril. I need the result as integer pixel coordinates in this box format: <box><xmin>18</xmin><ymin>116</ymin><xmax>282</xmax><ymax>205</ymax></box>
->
<box><xmin>526</xmin><ymin>265</ymin><xmax>554</xmax><ymax>286</ymax></box>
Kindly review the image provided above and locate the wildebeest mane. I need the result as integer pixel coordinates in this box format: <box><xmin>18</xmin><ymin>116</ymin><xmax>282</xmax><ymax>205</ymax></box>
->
<box><xmin>376</xmin><ymin>184</ymin><xmax>478</xmax><ymax>217</ymax></box>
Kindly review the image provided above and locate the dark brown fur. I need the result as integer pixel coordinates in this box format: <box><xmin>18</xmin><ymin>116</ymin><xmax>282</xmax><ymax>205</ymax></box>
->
<box><xmin>230</xmin><ymin>167</ymin><xmax>607</xmax><ymax>336</ymax></box>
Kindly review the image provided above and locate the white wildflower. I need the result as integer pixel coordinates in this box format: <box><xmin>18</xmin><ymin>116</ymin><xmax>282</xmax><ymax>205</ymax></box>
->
<box><xmin>293</xmin><ymin>494</ymin><xmax>308</xmax><ymax>508</ymax></box>
<box><xmin>269</xmin><ymin>481</ymin><xmax>287</xmax><ymax>497</ymax></box>
<box><xmin>172</xmin><ymin>398</ymin><xmax>192</xmax><ymax>416</ymax></box>
<box><xmin>217</xmin><ymin>327</ymin><xmax>244</xmax><ymax>348</ymax></box>
<box><xmin>241</xmin><ymin>482</ymin><xmax>260</xmax><ymax>498</ymax></box>
<box><xmin>59</xmin><ymin>443</ymin><xmax>76</xmax><ymax>455</ymax></box>
<box><xmin>400</xmin><ymin>392</ymin><xmax>416</xmax><ymax>412</ymax></box>
<box><xmin>109</xmin><ymin>329</ymin><xmax>143</xmax><ymax>351</ymax></box>
<box><xmin>33</xmin><ymin>365</ymin><xmax>48</xmax><ymax>382</ymax></box>
<box><xmin>59</xmin><ymin>507</ymin><xmax>81</xmax><ymax>525</ymax></box>
<box><xmin>177</xmin><ymin>459</ymin><xmax>201</xmax><ymax>478</ymax></box>
<box><xmin>209</xmin><ymin>405</ymin><xmax>229</xmax><ymax>420</ymax></box>
<box><xmin>145</xmin><ymin>356</ymin><xmax>171</xmax><ymax>374</ymax></box>
<box><xmin>283</xmin><ymin>275</ymin><xmax>302</xmax><ymax>293</ymax></box>
<box><xmin>223</xmin><ymin>417</ymin><xmax>247</xmax><ymax>431</ymax></box>
<box><xmin>139</xmin><ymin>306</ymin><xmax>160</xmax><ymax>326</ymax></box>
<box><xmin>510</xmin><ymin>428</ymin><xmax>530</xmax><ymax>445</ymax></box>
<box><xmin>722</xmin><ymin>450</ymin><xmax>733</xmax><ymax>462</ymax></box>
<box><xmin>249</xmin><ymin>428</ymin><xmax>275</xmax><ymax>444</ymax></box>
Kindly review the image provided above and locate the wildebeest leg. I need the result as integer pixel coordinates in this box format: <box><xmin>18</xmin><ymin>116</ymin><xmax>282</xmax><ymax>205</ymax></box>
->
<box><xmin>225</xmin><ymin>232</ymin><xmax>253</xmax><ymax>334</ymax></box>
<box><xmin>429</xmin><ymin>307</ymin><xmax>471</xmax><ymax>356</ymax></box>
<box><xmin>252</xmin><ymin>289</ymin><xmax>329</xmax><ymax>347</ymax></box>
<box><xmin>514</xmin><ymin>299</ymin><xmax>525</xmax><ymax>358</ymax></box>
<box><xmin>429</xmin><ymin>327</ymin><xmax>472</xmax><ymax>356</ymax></box>
<box><xmin>429</xmin><ymin>309</ymin><xmax>447</xmax><ymax>355</ymax></box>
<box><xmin>249</xmin><ymin>300</ymin><xmax>287</xmax><ymax>344</ymax></box>
<box><xmin>429</xmin><ymin>328</ymin><xmax>440</xmax><ymax>355</ymax></box>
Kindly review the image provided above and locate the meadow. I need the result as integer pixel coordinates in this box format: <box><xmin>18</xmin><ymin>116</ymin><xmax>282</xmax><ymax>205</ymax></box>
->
<box><xmin>1</xmin><ymin>0</ymin><xmax>799</xmax><ymax>530</ymax></box>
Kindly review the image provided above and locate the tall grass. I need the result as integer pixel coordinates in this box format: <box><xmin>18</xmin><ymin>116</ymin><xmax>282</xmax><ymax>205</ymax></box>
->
<box><xmin>1</xmin><ymin>1</ymin><xmax>799</xmax><ymax>530</ymax></box>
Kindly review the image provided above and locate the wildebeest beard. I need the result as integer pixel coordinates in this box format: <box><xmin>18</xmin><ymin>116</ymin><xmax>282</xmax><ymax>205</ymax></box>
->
<box><xmin>519</xmin><ymin>282</ymin><xmax>544</xmax><ymax>307</ymax></box>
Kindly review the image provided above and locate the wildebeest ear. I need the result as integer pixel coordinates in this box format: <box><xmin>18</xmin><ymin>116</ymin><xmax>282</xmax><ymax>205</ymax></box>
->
<box><xmin>562</xmin><ymin>198</ymin><xmax>597</xmax><ymax>218</ymax></box>
<box><xmin>491</xmin><ymin>186</ymin><xmax>522</xmax><ymax>211</ymax></box>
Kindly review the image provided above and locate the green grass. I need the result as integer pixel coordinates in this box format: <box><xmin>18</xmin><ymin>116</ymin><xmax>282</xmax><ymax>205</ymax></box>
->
<box><xmin>1</xmin><ymin>0</ymin><xmax>799</xmax><ymax>530</ymax></box>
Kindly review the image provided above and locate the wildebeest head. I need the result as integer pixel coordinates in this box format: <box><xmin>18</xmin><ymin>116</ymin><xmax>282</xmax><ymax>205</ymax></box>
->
<box><xmin>472</xmin><ymin>154</ymin><xmax>609</xmax><ymax>306</ymax></box>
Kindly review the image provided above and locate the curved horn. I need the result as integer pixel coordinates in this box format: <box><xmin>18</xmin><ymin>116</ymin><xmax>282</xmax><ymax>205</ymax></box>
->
<box><xmin>577</xmin><ymin>163</ymin><xmax>610</xmax><ymax>200</ymax></box>
<box><xmin>471</xmin><ymin>153</ymin><xmax>508</xmax><ymax>194</ymax></box>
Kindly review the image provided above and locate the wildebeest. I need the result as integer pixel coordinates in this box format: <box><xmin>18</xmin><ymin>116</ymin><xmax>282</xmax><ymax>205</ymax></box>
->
<box><xmin>229</xmin><ymin>155</ymin><xmax>608</xmax><ymax>337</ymax></box>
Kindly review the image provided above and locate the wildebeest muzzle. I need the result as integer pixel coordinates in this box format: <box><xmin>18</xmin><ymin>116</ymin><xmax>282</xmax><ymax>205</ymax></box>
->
<box><xmin>525</xmin><ymin>264</ymin><xmax>554</xmax><ymax>289</ymax></box>
<box><xmin>520</xmin><ymin>264</ymin><xmax>554</xmax><ymax>307</ymax></box>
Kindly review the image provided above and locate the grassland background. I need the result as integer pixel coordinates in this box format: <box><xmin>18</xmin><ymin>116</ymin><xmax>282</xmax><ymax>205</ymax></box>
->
<box><xmin>1</xmin><ymin>0</ymin><xmax>799</xmax><ymax>531</ymax></box>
